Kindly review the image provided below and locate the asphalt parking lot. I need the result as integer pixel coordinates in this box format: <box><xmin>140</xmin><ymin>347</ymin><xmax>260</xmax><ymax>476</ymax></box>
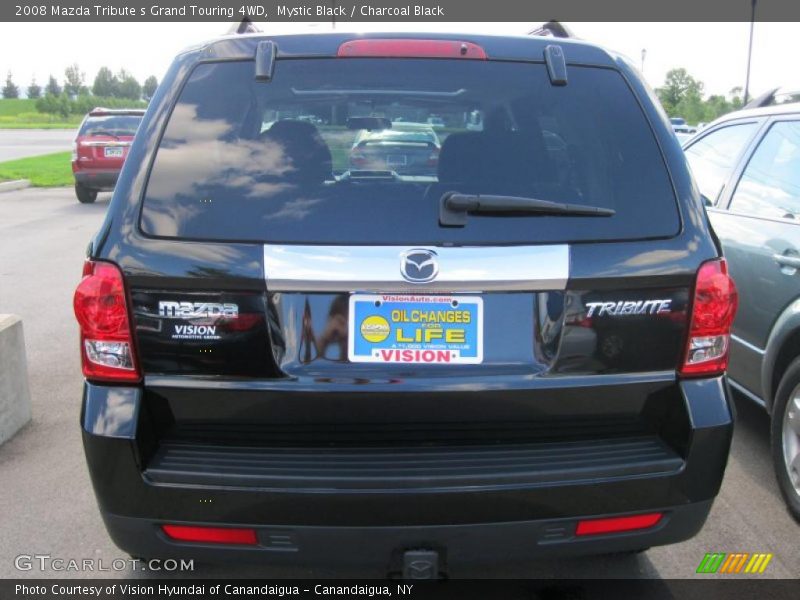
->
<box><xmin>0</xmin><ymin>129</ymin><xmax>76</xmax><ymax>162</ymax></box>
<box><xmin>0</xmin><ymin>186</ymin><xmax>798</xmax><ymax>580</ymax></box>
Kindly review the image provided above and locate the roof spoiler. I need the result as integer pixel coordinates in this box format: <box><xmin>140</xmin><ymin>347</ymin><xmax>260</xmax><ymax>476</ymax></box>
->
<box><xmin>744</xmin><ymin>87</ymin><xmax>779</xmax><ymax>109</ymax></box>
<box><xmin>528</xmin><ymin>21</ymin><xmax>575</xmax><ymax>39</ymax></box>
<box><xmin>227</xmin><ymin>17</ymin><xmax>262</xmax><ymax>35</ymax></box>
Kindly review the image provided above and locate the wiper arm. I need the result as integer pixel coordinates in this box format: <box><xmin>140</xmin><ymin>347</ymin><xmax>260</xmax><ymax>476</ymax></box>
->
<box><xmin>439</xmin><ymin>192</ymin><xmax>615</xmax><ymax>227</ymax></box>
<box><xmin>90</xmin><ymin>129</ymin><xmax>119</xmax><ymax>140</ymax></box>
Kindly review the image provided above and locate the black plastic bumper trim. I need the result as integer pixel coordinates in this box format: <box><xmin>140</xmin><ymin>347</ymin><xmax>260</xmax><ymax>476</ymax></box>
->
<box><xmin>144</xmin><ymin>435</ymin><xmax>683</xmax><ymax>492</ymax></box>
<box><xmin>100</xmin><ymin>500</ymin><xmax>713</xmax><ymax>568</ymax></box>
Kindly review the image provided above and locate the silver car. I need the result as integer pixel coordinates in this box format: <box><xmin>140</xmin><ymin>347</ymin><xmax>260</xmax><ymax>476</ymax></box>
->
<box><xmin>684</xmin><ymin>102</ymin><xmax>800</xmax><ymax>521</ymax></box>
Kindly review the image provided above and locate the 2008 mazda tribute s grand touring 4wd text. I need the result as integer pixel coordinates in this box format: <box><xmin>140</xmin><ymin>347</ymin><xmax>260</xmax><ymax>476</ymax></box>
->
<box><xmin>73</xmin><ymin>29</ymin><xmax>737</xmax><ymax>577</ymax></box>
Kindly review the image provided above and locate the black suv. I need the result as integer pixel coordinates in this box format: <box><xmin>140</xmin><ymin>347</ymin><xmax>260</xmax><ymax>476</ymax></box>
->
<box><xmin>74</xmin><ymin>31</ymin><xmax>736</xmax><ymax>575</ymax></box>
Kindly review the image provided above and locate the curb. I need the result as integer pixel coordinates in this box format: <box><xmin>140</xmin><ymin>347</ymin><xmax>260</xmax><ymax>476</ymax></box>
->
<box><xmin>0</xmin><ymin>179</ymin><xmax>31</xmax><ymax>194</ymax></box>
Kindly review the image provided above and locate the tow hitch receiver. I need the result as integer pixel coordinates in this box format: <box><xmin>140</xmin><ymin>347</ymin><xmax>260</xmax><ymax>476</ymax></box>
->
<box><xmin>402</xmin><ymin>550</ymin><xmax>440</xmax><ymax>580</ymax></box>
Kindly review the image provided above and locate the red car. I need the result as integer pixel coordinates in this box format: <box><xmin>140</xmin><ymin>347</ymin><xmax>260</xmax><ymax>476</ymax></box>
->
<box><xmin>71</xmin><ymin>108</ymin><xmax>145</xmax><ymax>203</ymax></box>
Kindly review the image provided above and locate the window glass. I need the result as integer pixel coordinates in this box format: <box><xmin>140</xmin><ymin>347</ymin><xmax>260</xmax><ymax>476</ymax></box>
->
<box><xmin>142</xmin><ymin>59</ymin><xmax>679</xmax><ymax>244</ymax></box>
<box><xmin>80</xmin><ymin>115</ymin><xmax>142</xmax><ymax>136</ymax></box>
<box><xmin>684</xmin><ymin>123</ymin><xmax>758</xmax><ymax>204</ymax></box>
<box><xmin>729</xmin><ymin>121</ymin><xmax>800</xmax><ymax>220</ymax></box>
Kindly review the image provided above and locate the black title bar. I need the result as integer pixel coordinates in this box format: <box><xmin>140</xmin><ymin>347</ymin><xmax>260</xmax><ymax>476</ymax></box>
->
<box><xmin>4</xmin><ymin>0</ymin><xmax>800</xmax><ymax>22</ymax></box>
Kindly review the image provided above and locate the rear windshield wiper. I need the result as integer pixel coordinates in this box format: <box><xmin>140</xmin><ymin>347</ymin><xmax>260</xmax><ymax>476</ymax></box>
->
<box><xmin>440</xmin><ymin>192</ymin><xmax>615</xmax><ymax>227</ymax></box>
<box><xmin>89</xmin><ymin>129</ymin><xmax>119</xmax><ymax>139</ymax></box>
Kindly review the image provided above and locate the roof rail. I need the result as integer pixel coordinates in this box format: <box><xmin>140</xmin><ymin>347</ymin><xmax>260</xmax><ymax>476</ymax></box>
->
<box><xmin>528</xmin><ymin>21</ymin><xmax>574</xmax><ymax>39</ymax></box>
<box><xmin>228</xmin><ymin>17</ymin><xmax>262</xmax><ymax>35</ymax></box>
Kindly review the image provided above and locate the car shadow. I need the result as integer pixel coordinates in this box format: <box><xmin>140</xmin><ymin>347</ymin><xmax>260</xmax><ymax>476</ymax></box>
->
<box><xmin>729</xmin><ymin>388</ymin><xmax>776</xmax><ymax>493</ymax></box>
<box><xmin>128</xmin><ymin>550</ymin><xmax>655</xmax><ymax>580</ymax></box>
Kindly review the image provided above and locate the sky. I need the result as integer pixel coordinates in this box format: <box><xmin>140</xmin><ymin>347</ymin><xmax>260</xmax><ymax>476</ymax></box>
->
<box><xmin>0</xmin><ymin>21</ymin><xmax>798</xmax><ymax>98</ymax></box>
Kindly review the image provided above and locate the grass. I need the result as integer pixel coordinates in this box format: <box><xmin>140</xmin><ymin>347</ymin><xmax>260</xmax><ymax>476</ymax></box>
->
<box><xmin>0</xmin><ymin>99</ymin><xmax>81</xmax><ymax>129</ymax></box>
<box><xmin>0</xmin><ymin>121</ymin><xmax>81</xmax><ymax>129</ymax></box>
<box><xmin>0</xmin><ymin>152</ymin><xmax>73</xmax><ymax>187</ymax></box>
<box><xmin>0</xmin><ymin>99</ymin><xmax>37</xmax><ymax>116</ymax></box>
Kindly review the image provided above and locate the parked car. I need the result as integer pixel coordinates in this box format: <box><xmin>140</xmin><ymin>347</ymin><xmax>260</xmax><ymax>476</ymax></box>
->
<box><xmin>683</xmin><ymin>102</ymin><xmax>800</xmax><ymax>521</ymax></box>
<box><xmin>349</xmin><ymin>126</ymin><xmax>440</xmax><ymax>175</ymax></box>
<box><xmin>73</xmin><ymin>28</ymin><xmax>735</xmax><ymax>574</ymax></box>
<box><xmin>71</xmin><ymin>108</ymin><xmax>145</xmax><ymax>203</ymax></box>
<box><xmin>670</xmin><ymin>117</ymin><xmax>695</xmax><ymax>134</ymax></box>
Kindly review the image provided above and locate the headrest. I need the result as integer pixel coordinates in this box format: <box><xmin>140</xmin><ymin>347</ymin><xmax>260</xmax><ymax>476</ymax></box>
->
<box><xmin>437</xmin><ymin>132</ymin><xmax>484</xmax><ymax>183</ymax></box>
<box><xmin>259</xmin><ymin>120</ymin><xmax>332</xmax><ymax>184</ymax></box>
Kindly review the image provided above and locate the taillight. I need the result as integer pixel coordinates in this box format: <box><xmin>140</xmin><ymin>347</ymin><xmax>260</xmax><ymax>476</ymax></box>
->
<box><xmin>680</xmin><ymin>258</ymin><xmax>738</xmax><ymax>377</ymax></box>
<box><xmin>337</xmin><ymin>39</ymin><xmax>488</xmax><ymax>60</ymax></box>
<box><xmin>73</xmin><ymin>260</ymin><xmax>140</xmax><ymax>382</ymax></box>
<box><xmin>351</xmin><ymin>152</ymin><xmax>367</xmax><ymax>167</ymax></box>
<box><xmin>427</xmin><ymin>146</ymin><xmax>440</xmax><ymax>166</ymax></box>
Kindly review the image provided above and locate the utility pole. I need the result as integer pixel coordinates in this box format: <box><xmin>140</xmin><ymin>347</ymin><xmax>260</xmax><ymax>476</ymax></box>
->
<box><xmin>744</xmin><ymin>0</ymin><xmax>757</xmax><ymax>104</ymax></box>
<box><xmin>640</xmin><ymin>48</ymin><xmax>647</xmax><ymax>74</ymax></box>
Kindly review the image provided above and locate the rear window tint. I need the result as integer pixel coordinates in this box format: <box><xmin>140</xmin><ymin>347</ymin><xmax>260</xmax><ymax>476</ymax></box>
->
<box><xmin>80</xmin><ymin>115</ymin><xmax>142</xmax><ymax>136</ymax></box>
<box><xmin>141</xmin><ymin>58</ymin><xmax>679</xmax><ymax>244</ymax></box>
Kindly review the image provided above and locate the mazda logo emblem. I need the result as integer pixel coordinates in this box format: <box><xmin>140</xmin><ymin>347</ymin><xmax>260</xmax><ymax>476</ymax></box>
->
<box><xmin>400</xmin><ymin>249</ymin><xmax>439</xmax><ymax>283</ymax></box>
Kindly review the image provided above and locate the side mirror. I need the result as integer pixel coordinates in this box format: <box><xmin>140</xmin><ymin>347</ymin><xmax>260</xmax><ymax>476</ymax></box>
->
<box><xmin>701</xmin><ymin>194</ymin><xmax>713</xmax><ymax>207</ymax></box>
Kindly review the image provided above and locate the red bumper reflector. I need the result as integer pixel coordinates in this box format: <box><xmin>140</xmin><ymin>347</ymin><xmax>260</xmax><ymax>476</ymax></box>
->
<box><xmin>575</xmin><ymin>512</ymin><xmax>663</xmax><ymax>536</ymax></box>
<box><xmin>337</xmin><ymin>39</ymin><xmax>487</xmax><ymax>60</ymax></box>
<box><xmin>162</xmin><ymin>525</ymin><xmax>258</xmax><ymax>545</ymax></box>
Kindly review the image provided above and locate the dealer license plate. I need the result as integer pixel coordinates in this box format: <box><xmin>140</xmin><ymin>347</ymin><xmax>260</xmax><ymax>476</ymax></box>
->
<box><xmin>348</xmin><ymin>294</ymin><xmax>483</xmax><ymax>364</ymax></box>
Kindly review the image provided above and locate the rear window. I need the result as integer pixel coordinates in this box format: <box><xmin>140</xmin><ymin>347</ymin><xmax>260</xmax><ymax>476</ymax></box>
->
<box><xmin>141</xmin><ymin>58</ymin><xmax>679</xmax><ymax>244</ymax></box>
<box><xmin>80</xmin><ymin>115</ymin><xmax>142</xmax><ymax>137</ymax></box>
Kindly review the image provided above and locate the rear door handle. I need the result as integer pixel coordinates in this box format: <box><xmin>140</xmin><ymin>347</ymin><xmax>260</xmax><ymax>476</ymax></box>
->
<box><xmin>774</xmin><ymin>252</ymin><xmax>800</xmax><ymax>270</ymax></box>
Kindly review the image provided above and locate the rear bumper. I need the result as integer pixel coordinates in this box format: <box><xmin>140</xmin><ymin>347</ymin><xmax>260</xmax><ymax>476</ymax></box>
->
<box><xmin>100</xmin><ymin>501</ymin><xmax>713</xmax><ymax>570</ymax></box>
<box><xmin>74</xmin><ymin>169</ymin><xmax>120</xmax><ymax>190</ymax></box>
<box><xmin>80</xmin><ymin>376</ymin><xmax>733</xmax><ymax>567</ymax></box>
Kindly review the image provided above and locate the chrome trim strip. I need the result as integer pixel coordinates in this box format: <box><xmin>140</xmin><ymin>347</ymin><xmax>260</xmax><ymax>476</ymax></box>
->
<box><xmin>730</xmin><ymin>334</ymin><xmax>765</xmax><ymax>355</ymax></box>
<box><xmin>80</xmin><ymin>141</ymin><xmax>132</xmax><ymax>147</ymax></box>
<box><xmin>727</xmin><ymin>377</ymin><xmax>766</xmax><ymax>408</ymax></box>
<box><xmin>263</xmin><ymin>244</ymin><xmax>569</xmax><ymax>293</ymax></box>
<box><xmin>144</xmin><ymin>370</ymin><xmax>674</xmax><ymax>391</ymax></box>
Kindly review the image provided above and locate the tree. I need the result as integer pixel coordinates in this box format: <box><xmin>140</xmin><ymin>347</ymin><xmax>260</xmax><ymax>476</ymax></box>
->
<box><xmin>116</xmin><ymin>69</ymin><xmax>141</xmax><ymax>101</ymax></box>
<box><xmin>704</xmin><ymin>95</ymin><xmax>733</xmax><ymax>122</ymax></box>
<box><xmin>656</xmin><ymin>68</ymin><xmax>704</xmax><ymax>115</ymax></box>
<box><xmin>63</xmin><ymin>63</ymin><xmax>86</xmax><ymax>97</ymax></box>
<box><xmin>45</xmin><ymin>75</ymin><xmax>61</xmax><ymax>96</ymax></box>
<box><xmin>2</xmin><ymin>72</ymin><xmax>19</xmax><ymax>99</ymax></box>
<box><xmin>92</xmin><ymin>67</ymin><xmax>118</xmax><ymax>97</ymax></box>
<box><xmin>654</xmin><ymin>68</ymin><xmax>743</xmax><ymax>124</ymax></box>
<box><xmin>142</xmin><ymin>75</ymin><xmax>158</xmax><ymax>101</ymax></box>
<box><xmin>729</xmin><ymin>87</ymin><xmax>744</xmax><ymax>111</ymax></box>
<box><xmin>27</xmin><ymin>78</ymin><xmax>41</xmax><ymax>99</ymax></box>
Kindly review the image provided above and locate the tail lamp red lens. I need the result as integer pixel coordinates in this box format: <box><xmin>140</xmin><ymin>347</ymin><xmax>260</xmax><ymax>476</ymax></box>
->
<box><xmin>350</xmin><ymin>151</ymin><xmax>368</xmax><ymax>167</ymax></box>
<box><xmin>162</xmin><ymin>525</ymin><xmax>258</xmax><ymax>545</ymax></box>
<box><xmin>337</xmin><ymin>39</ymin><xmax>488</xmax><ymax>60</ymax></box>
<box><xmin>575</xmin><ymin>512</ymin><xmax>663</xmax><ymax>536</ymax></box>
<box><xmin>73</xmin><ymin>260</ymin><xmax>140</xmax><ymax>382</ymax></box>
<box><xmin>680</xmin><ymin>258</ymin><xmax>738</xmax><ymax>377</ymax></box>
